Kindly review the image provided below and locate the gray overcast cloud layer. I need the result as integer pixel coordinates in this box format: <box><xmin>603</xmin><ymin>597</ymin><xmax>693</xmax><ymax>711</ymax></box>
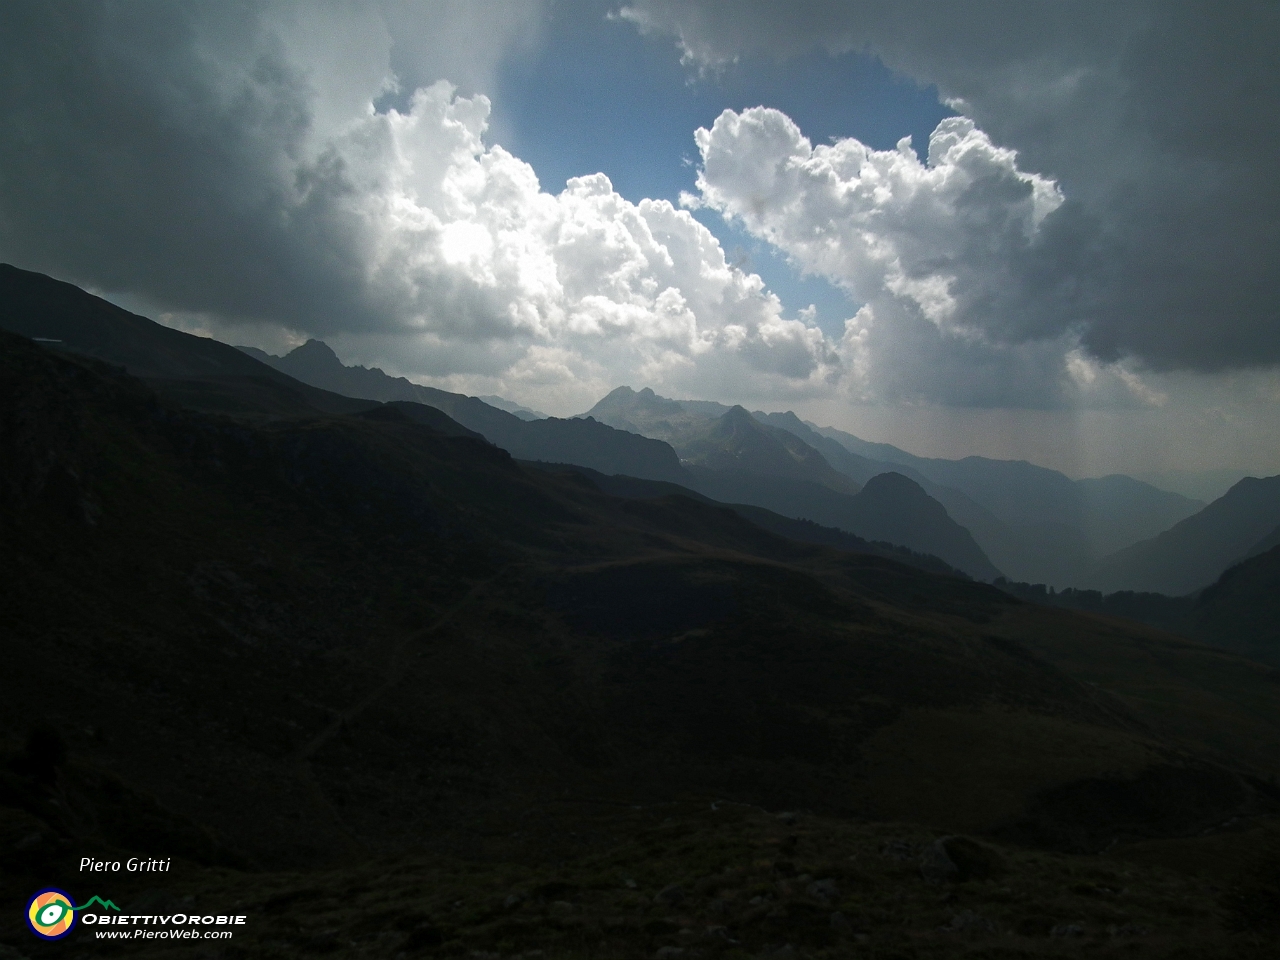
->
<box><xmin>0</xmin><ymin>1</ymin><xmax>1277</xmax><ymax>421</ymax></box>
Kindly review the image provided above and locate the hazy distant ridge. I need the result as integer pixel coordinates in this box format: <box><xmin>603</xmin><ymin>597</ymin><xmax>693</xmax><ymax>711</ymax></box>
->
<box><xmin>586</xmin><ymin>386</ymin><xmax>1002</xmax><ymax>580</ymax></box>
<box><xmin>581</xmin><ymin>387</ymin><xmax>1245</xmax><ymax>591</ymax></box>
<box><xmin>6</xmin><ymin>261</ymin><xmax>1266</xmax><ymax>598</ymax></box>
<box><xmin>0</xmin><ymin>262</ymin><xmax>995</xmax><ymax>577</ymax></box>
<box><xmin>812</xmin><ymin>423</ymin><xmax>1205</xmax><ymax>562</ymax></box>
<box><xmin>1086</xmin><ymin>476</ymin><xmax>1280</xmax><ymax>595</ymax></box>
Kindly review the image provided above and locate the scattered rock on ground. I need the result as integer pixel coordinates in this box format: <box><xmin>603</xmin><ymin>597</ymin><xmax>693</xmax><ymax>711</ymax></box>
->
<box><xmin>941</xmin><ymin>909</ymin><xmax>996</xmax><ymax>933</ymax></box>
<box><xmin>807</xmin><ymin>878</ymin><xmax>839</xmax><ymax>902</ymax></box>
<box><xmin>655</xmin><ymin>883</ymin><xmax>685</xmax><ymax>905</ymax></box>
<box><xmin>919</xmin><ymin>838</ymin><xmax>959</xmax><ymax>883</ymax></box>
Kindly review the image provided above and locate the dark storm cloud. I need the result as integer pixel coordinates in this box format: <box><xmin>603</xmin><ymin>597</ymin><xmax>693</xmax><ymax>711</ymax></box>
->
<box><xmin>0</xmin><ymin>2</ymin><xmax>368</xmax><ymax>331</ymax></box>
<box><xmin>621</xmin><ymin>0</ymin><xmax>1280</xmax><ymax>373</ymax></box>
<box><xmin>0</xmin><ymin>1</ymin><xmax>547</xmax><ymax>338</ymax></box>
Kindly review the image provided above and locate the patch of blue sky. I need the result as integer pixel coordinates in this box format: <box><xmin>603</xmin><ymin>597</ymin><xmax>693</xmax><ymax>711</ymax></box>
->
<box><xmin>694</xmin><ymin>210</ymin><xmax>863</xmax><ymax>339</ymax></box>
<box><xmin>478</xmin><ymin>4</ymin><xmax>950</xmax><ymax>336</ymax></box>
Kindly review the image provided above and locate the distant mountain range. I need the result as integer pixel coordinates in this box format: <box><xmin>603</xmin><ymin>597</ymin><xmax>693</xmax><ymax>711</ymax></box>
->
<box><xmin>583</xmin><ymin>386</ymin><xmax>1008</xmax><ymax>583</ymax></box>
<box><xmin>183</xmin><ymin>335</ymin><xmax>1280</xmax><ymax>592</ymax></box>
<box><xmin>582</xmin><ymin>386</ymin><xmax>1227</xmax><ymax>588</ymax></box>
<box><xmin>678</xmin><ymin>404</ymin><xmax>860</xmax><ymax>495</ymax></box>
<box><xmin>238</xmin><ymin>339</ymin><xmax>688</xmax><ymax>485</ymax></box>
<box><xmin>530</xmin><ymin>464</ymin><xmax>968</xmax><ymax>580</ymax></box>
<box><xmin>1133</xmin><ymin>467</ymin><xmax>1253</xmax><ymax>503</ymax></box>
<box><xmin>803</xmin><ymin>423</ymin><xmax>1276</xmax><ymax>596</ymax></box>
<box><xmin>808</xmin><ymin>423</ymin><xmax>1207</xmax><ymax>582</ymax></box>
<box><xmin>476</xmin><ymin>395</ymin><xmax>548</xmax><ymax>420</ymax></box>
<box><xmin>0</xmin><ymin>264</ymin><xmax>993</xmax><ymax>578</ymax></box>
<box><xmin>1085</xmin><ymin>476</ymin><xmax>1280</xmax><ymax>595</ymax></box>
<box><xmin>3</xmin><ymin>263</ymin><xmax>1276</xmax><ymax>601</ymax></box>
<box><xmin>233</xmin><ymin>352</ymin><xmax>1004</xmax><ymax>579</ymax></box>
<box><xmin>584</xmin><ymin>386</ymin><xmax>1001</xmax><ymax>579</ymax></box>
<box><xmin>585</xmin><ymin>384</ymin><xmax>1195</xmax><ymax>573</ymax></box>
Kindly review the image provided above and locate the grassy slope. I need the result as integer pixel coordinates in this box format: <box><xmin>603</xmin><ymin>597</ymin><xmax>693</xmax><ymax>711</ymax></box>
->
<box><xmin>2</xmin><ymin>333</ymin><xmax>1278</xmax><ymax>956</ymax></box>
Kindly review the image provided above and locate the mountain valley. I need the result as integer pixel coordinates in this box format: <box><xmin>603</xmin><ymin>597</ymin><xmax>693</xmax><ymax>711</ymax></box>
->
<box><xmin>2</xmin><ymin>266</ymin><xmax>1279</xmax><ymax>957</ymax></box>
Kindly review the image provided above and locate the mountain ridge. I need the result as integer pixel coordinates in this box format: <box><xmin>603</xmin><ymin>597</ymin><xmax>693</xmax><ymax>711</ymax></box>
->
<box><xmin>4</xmin><ymin>263</ymin><xmax>1271</xmax><ymax>601</ymax></box>
<box><xmin>676</xmin><ymin>403</ymin><xmax>860</xmax><ymax>495</ymax></box>
<box><xmin>586</xmin><ymin>385</ymin><xmax>1212</xmax><ymax>587</ymax></box>
<box><xmin>0</xmin><ymin>263</ymin><xmax>374</xmax><ymax>417</ymax></box>
<box><xmin>587</xmin><ymin>387</ymin><xmax>1002</xmax><ymax>579</ymax></box>
<box><xmin>0</xmin><ymin>266</ymin><xmax>999</xmax><ymax>577</ymax></box>
<box><xmin>240</xmin><ymin>341</ymin><xmax>691</xmax><ymax>485</ymax></box>
<box><xmin>812</xmin><ymin>421</ymin><xmax>1205</xmax><ymax>564</ymax></box>
<box><xmin>1087</xmin><ymin>475</ymin><xmax>1280</xmax><ymax>595</ymax></box>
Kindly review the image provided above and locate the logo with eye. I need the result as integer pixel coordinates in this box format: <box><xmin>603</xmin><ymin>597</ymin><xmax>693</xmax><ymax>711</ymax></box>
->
<box><xmin>27</xmin><ymin>889</ymin><xmax>77</xmax><ymax>939</ymax></box>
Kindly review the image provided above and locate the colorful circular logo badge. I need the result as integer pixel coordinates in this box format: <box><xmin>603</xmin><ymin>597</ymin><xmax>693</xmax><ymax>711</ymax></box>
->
<box><xmin>27</xmin><ymin>889</ymin><xmax>77</xmax><ymax>940</ymax></box>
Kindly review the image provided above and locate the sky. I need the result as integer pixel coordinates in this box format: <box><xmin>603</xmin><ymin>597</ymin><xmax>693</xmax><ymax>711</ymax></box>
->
<box><xmin>0</xmin><ymin>1</ymin><xmax>1277</xmax><ymax>485</ymax></box>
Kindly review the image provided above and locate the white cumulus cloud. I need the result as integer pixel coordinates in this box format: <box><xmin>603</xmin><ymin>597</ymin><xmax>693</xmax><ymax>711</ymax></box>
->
<box><xmin>690</xmin><ymin>106</ymin><xmax>1161</xmax><ymax>407</ymax></box>
<box><xmin>620</xmin><ymin>0</ymin><xmax>1280</xmax><ymax>375</ymax></box>
<box><xmin>0</xmin><ymin>2</ymin><xmax>839</xmax><ymax>412</ymax></box>
<box><xmin>309</xmin><ymin>83</ymin><xmax>841</xmax><ymax>404</ymax></box>
<box><xmin>694</xmin><ymin>109</ymin><xmax>1063</xmax><ymax>340</ymax></box>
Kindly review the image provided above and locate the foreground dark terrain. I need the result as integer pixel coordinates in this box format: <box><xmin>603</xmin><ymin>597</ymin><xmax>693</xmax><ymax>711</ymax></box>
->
<box><xmin>2</xmin><ymin>314</ymin><xmax>1279</xmax><ymax>957</ymax></box>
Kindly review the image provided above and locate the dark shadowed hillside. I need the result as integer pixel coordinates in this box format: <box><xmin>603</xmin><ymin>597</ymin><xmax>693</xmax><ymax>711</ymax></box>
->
<box><xmin>0</xmin><ymin>267</ymin><xmax>689</xmax><ymax>486</ymax></box>
<box><xmin>5</xmin><ymin>327</ymin><xmax>1277</xmax><ymax>856</ymax></box>
<box><xmin>531</xmin><ymin>463</ymin><xmax>967</xmax><ymax>579</ymax></box>
<box><xmin>685</xmin><ymin>467</ymin><xmax>1001</xmax><ymax>581</ymax></box>
<box><xmin>999</xmin><ymin>542</ymin><xmax>1280</xmax><ymax>669</ymax></box>
<box><xmin>3</xmin><ymin>330</ymin><xmax>1280</xmax><ymax>957</ymax></box>
<box><xmin>1184</xmin><ymin>545</ymin><xmax>1280</xmax><ymax>666</ymax></box>
<box><xmin>3</xmin><ymin>283</ymin><xmax>1279</xmax><ymax>957</ymax></box>
<box><xmin>0</xmin><ymin>263</ymin><xmax>374</xmax><ymax>416</ymax></box>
